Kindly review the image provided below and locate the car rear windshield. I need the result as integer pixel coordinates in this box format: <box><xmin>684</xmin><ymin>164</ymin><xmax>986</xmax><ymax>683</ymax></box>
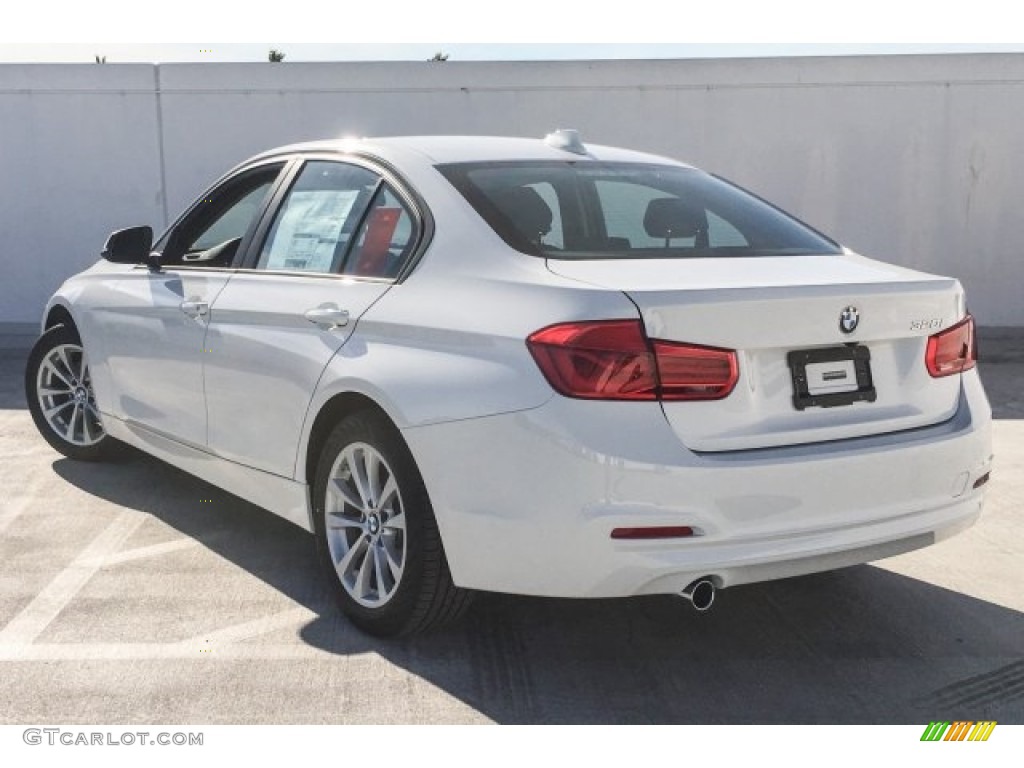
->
<box><xmin>437</xmin><ymin>161</ymin><xmax>841</xmax><ymax>259</ymax></box>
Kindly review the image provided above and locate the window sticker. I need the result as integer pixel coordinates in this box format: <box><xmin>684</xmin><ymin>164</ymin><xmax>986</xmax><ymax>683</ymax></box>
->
<box><xmin>263</xmin><ymin>189</ymin><xmax>360</xmax><ymax>272</ymax></box>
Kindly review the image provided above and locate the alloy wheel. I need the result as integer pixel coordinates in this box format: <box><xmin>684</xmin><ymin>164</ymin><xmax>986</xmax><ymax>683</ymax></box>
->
<box><xmin>324</xmin><ymin>442</ymin><xmax>407</xmax><ymax>608</ymax></box>
<box><xmin>35</xmin><ymin>343</ymin><xmax>105</xmax><ymax>447</ymax></box>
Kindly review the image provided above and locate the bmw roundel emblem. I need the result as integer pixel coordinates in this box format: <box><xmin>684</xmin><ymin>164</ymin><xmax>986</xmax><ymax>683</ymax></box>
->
<box><xmin>839</xmin><ymin>306</ymin><xmax>860</xmax><ymax>334</ymax></box>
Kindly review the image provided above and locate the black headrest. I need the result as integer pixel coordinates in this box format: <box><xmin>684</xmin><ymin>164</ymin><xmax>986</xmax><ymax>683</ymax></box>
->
<box><xmin>643</xmin><ymin>197</ymin><xmax>706</xmax><ymax>239</ymax></box>
<box><xmin>492</xmin><ymin>186</ymin><xmax>553</xmax><ymax>241</ymax></box>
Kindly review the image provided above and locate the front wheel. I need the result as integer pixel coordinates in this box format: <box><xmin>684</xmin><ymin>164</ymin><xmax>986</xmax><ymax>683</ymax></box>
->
<box><xmin>25</xmin><ymin>324</ymin><xmax>121</xmax><ymax>461</ymax></box>
<box><xmin>313</xmin><ymin>410</ymin><xmax>472</xmax><ymax>636</ymax></box>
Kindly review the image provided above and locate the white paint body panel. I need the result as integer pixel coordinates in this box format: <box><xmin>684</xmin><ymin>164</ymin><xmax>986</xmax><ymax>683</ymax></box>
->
<box><xmin>204</xmin><ymin>272</ymin><xmax>390</xmax><ymax>476</ymax></box>
<box><xmin>39</xmin><ymin>134</ymin><xmax>994</xmax><ymax>599</ymax></box>
<box><xmin>405</xmin><ymin>371</ymin><xmax>991</xmax><ymax>596</ymax></box>
<box><xmin>91</xmin><ymin>266</ymin><xmax>231</xmax><ymax>447</ymax></box>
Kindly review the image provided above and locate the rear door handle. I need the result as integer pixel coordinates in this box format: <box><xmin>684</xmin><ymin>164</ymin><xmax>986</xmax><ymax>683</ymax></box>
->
<box><xmin>304</xmin><ymin>306</ymin><xmax>350</xmax><ymax>330</ymax></box>
<box><xmin>180</xmin><ymin>299</ymin><xmax>210</xmax><ymax>318</ymax></box>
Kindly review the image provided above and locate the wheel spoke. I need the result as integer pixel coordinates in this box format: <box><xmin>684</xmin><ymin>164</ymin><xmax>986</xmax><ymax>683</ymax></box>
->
<box><xmin>44</xmin><ymin>399</ymin><xmax>74</xmax><ymax>421</ymax></box>
<box><xmin>38</xmin><ymin>385</ymin><xmax>72</xmax><ymax>398</ymax></box>
<box><xmin>76</xmin><ymin>350</ymin><xmax>88</xmax><ymax>382</ymax></box>
<box><xmin>327</xmin><ymin>513</ymin><xmax>364</xmax><ymax>531</ymax></box>
<box><xmin>354</xmin><ymin>545</ymin><xmax>374</xmax><ymax>598</ymax></box>
<box><xmin>383</xmin><ymin>511</ymin><xmax>405</xmax><ymax>532</ymax></box>
<box><xmin>373</xmin><ymin>544</ymin><xmax>388</xmax><ymax>596</ymax></box>
<box><xmin>335</xmin><ymin>533</ymin><xmax>369</xmax><ymax>582</ymax></box>
<box><xmin>365</xmin><ymin>451</ymin><xmax>381</xmax><ymax>508</ymax></box>
<box><xmin>379</xmin><ymin>476</ymin><xmax>398</xmax><ymax>510</ymax></box>
<box><xmin>330</xmin><ymin>477</ymin><xmax>364</xmax><ymax>512</ymax></box>
<box><xmin>348</xmin><ymin>448</ymin><xmax>372</xmax><ymax>509</ymax></box>
<box><xmin>66</xmin><ymin>402</ymin><xmax>81</xmax><ymax>440</ymax></box>
<box><xmin>81</xmin><ymin>404</ymin><xmax>92</xmax><ymax>443</ymax></box>
<box><xmin>85</xmin><ymin>405</ymin><xmax>105</xmax><ymax>438</ymax></box>
<box><xmin>43</xmin><ymin>360</ymin><xmax>73</xmax><ymax>389</ymax></box>
<box><xmin>382</xmin><ymin>539</ymin><xmax>404</xmax><ymax>583</ymax></box>
<box><xmin>55</xmin><ymin>347</ymin><xmax>76</xmax><ymax>383</ymax></box>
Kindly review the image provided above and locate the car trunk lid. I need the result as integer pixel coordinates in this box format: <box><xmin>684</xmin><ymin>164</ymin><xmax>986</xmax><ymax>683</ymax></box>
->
<box><xmin>547</xmin><ymin>254</ymin><xmax>965</xmax><ymax>451</ymax></box>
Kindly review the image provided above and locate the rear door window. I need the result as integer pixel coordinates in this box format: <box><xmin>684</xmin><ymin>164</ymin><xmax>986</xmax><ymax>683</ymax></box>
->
<box><xmin>256</xmin><ymin>161</ymin><xmax>379</xmax><ymax>274</ymax></box>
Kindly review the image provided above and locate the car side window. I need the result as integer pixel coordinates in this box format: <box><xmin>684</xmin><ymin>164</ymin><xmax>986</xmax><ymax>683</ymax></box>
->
<box><xmin>341</xmin><ymin>183</ymin><xmax>418</xmax><ymax>279</ymax></box>
<box><xmin>159</xmin><ymin>163</ymin><xmax>285</xmax><ymax>267</ymax></box>
<box><xmin>256</xmin><ymin>161</ymin><xmax>380</xmax><ymax>274</ymax></box>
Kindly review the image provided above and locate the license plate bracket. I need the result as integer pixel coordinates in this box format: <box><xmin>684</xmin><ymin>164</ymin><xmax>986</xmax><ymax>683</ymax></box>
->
<box><xmin>787</xmin><ymin>345</ymin><xmax>876</xmax><ymax>411</ymax></box>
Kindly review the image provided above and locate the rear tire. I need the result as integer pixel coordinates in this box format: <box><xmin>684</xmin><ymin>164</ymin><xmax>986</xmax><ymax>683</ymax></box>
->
<box><xmin>313</xmin><ymin>410</ymin><xmax>472</xmax><ymax>636</ymax></box>
<box><xmin>25</xmin><ymin>324</ymin><xmax>122</xmax><ymax>461</ymax></box>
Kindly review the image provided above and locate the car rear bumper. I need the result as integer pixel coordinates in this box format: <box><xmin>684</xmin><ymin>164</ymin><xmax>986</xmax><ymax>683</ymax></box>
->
<box><xmin>403</xmin><ymin>369</ymin><xmax>992</xmax><ymax>597</ymax></box>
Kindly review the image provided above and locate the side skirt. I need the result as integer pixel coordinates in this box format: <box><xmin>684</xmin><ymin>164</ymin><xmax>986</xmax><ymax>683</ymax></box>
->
<box><xmin>103</xmin><ymin>414</ymin><xmax>314</xmax><ymax>533</ymax></box>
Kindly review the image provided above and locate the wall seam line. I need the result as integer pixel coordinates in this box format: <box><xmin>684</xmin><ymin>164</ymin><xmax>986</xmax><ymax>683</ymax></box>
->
<box><xmin>153</xmin><ymin>64</ymin><xmax>170</xmax><ymax>228</ymax></box>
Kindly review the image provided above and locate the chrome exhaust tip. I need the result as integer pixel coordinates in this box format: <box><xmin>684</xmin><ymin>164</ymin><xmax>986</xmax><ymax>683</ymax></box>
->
<box><xmin>680</xmin><ymin>578</ymin><xmax>716</xmax><ymax>612</ymax></box>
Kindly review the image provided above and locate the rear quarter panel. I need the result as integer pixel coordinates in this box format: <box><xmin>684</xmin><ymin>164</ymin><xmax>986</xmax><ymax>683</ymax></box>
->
<box><xmin>292</xmin><ymin>237</ymin><xmax>640</xmax><ymax>480</ymax></box>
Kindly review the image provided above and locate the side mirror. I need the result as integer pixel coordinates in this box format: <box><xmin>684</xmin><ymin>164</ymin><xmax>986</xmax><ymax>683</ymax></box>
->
<box><xmin>101</xmin><ymin>226</ymin><xmax>156</xmax><ymax>268</ymax></box>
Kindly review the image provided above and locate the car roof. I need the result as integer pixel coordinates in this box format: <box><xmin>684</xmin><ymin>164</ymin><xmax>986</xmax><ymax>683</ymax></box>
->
<box><xmin>246</xmin><ymin>134</ymin><xmax>693</xmax><ymax>169</ymax></box>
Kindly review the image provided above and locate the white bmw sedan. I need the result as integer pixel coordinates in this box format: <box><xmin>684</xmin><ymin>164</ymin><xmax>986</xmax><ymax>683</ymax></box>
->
<box><xmin>25</xmin><ymin>131</ymin><xmax>992</xmax><ymax>636</ymax></box>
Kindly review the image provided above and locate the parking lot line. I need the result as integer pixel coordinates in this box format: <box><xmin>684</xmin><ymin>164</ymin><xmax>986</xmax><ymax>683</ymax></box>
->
<box><xmin>0</xmin><ymin>642</ymin><xmax>373</xmax><ymax>661</ymax></box>
<box><xmin>93</xmin><ymin>537</ymin><xmax>200</xmax><ymax>567</ymax></box>
<box><xmin>0</xmin><ymin>474</ymin><xmax>46</xmax><ymax>536</ymax></box>
<box><xmin>0</xmin><ymin>509</ymin><xmax>144</xmax><ymax>645</ymax></box>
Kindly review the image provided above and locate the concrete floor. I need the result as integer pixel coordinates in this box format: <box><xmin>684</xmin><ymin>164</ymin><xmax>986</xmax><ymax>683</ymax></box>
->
<box><xmin>1</xmin><ymin>345</ymin><xmax>1022</xmax><ymax>724</ymax></box>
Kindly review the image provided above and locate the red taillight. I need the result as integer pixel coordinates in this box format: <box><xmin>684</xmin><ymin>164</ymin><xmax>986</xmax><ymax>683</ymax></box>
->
<box><xmin>526</xmin><ymin>320</ymin><xmax>738</xmax><ymax>401</ymax></box>
<box><xmin>925</xmin><ymin>315</ymin><xmax>976</xmax><ymax>377</ymax></box>
<box><xmin>526</xmin><ymin>320</ymin><xmax>658</xmax><ymax>400</ymax></box>
<box><xmin>653</xmin><ymin>339</ymin><xmax>739</xmax><ymax>401</ymax></box>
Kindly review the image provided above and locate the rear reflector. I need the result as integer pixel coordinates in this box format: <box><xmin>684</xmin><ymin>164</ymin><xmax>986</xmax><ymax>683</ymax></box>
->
<box><xmin>926</xmin><ymin>315</ymin><xmax>977</xmax><ymax>377</ymax></box>
<box><xmin>973</xmin><ymin>472</ymin><xmax>991</xmax><ymax>489</ymax></box>
<box><xmin>611</xmin><ymin>526</ymin><xmax>695</xmax><ymax>540</ymax></box>
<box><xmin>527</xmin><ymin>320</ymin><xmax>738</xmax><ymax>401</ymax></box>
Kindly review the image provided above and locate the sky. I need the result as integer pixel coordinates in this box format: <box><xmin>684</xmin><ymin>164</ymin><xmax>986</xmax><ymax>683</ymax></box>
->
<box><xmin>3</xmin><ymin>0</ymin><xmax>1022</xmax><ymax>63</ymax></box>
<box><xmin>3</xmin><ymin>43</ymin><xmax>1024</xmax><ymax>64</ymax></box>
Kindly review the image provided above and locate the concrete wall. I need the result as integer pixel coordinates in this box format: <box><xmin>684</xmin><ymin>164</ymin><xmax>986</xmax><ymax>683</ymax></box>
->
<box><xmin>2</xmin><ymin>54</ymin><xmax>1022</xmax><ymax>325</ymax></box>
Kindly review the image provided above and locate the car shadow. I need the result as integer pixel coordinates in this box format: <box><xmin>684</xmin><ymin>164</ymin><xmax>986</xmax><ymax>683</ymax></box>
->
<box><xmin>52</xmin><ymin>453</ymin><xmax>1024</xmax><ymax>724</ymax></box>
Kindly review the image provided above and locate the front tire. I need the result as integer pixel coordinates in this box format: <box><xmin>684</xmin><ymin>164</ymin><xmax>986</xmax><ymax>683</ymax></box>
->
<box><xmin>313</xmin><ymin>410</ymin><xmax>472</xmax><ymax>636</ymax></box>
<box><xmin>25</xmin><ymin>324</ymin><xmax>120</xmax><ymax>461</ymax></box>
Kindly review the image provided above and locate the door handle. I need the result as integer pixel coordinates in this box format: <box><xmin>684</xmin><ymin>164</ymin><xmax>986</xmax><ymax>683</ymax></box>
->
<box><xmin>304</xmin><ymin>306</ymin><xmax>350</xmax><ymax>330</ymax></box>
<box><xmin>180</xmin><ymin>299</ymin><xmax>210</xmax><ymax>318</ymax></box>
